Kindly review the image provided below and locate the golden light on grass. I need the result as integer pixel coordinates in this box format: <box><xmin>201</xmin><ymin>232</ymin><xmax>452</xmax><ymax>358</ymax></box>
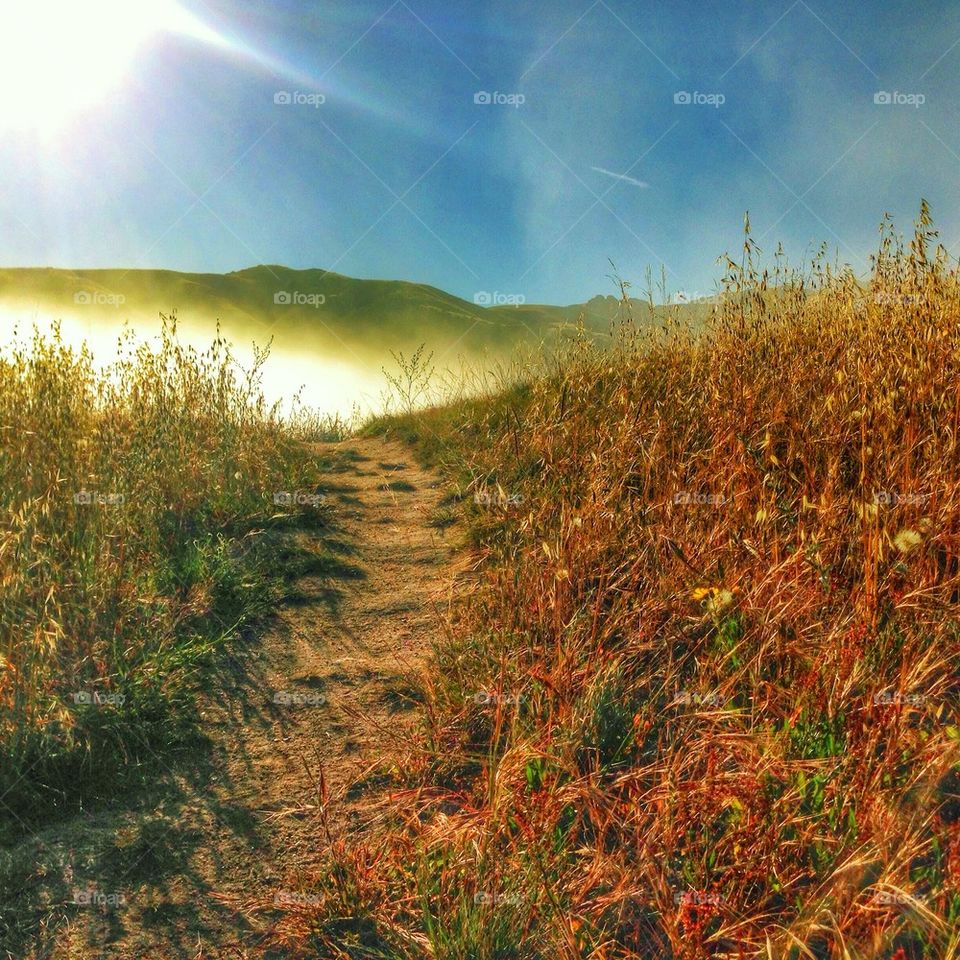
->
<box><xmin>893</xmin><ymin>528</ymin><xmax>924</xmax><ymax>555</ymax></box>
<box><xmin>0</xmin><ymin>307</ymin><xmax>381</xmax><ymax>419</ymax></box>
<box><xmin>3</xmin><ymin>206</ymin><xmax>959</xmax><ymax>955</ymax></box>
<box><xmin>0</xmin><ymin>316</ymin><xmax>340</xmax><ymax>829</ymax></box>
<box><xmin>271</xmin><ymin>205</ymin><xmax>960</xmax><ymax>957</ymax></box>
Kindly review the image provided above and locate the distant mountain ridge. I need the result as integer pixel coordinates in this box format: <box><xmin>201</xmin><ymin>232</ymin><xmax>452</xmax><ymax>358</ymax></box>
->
<box><xmin>0</xmin><ymin>265</ymin><xmax>707</xmax><ymax>356</ymax></box>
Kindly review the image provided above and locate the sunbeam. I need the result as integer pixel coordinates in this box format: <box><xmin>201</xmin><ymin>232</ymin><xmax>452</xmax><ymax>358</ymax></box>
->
<box><xmin>0</xmin><ymin>0</ymin><xmax>225</xmax><ymax>134</ymax></box>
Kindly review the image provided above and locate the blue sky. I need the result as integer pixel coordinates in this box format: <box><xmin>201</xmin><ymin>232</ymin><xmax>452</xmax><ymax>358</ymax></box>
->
<box><xmin>2</xmin><ymin>0</ymin><xmax>960</xmax><ymax>304</ymax></box>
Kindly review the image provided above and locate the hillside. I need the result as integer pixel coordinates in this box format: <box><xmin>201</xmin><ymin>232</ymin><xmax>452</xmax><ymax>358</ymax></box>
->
<box><xmin>2</xmin><ymin>216</ymin><xmax>958</xmax><ymax>959</ymax></box>
<box><xmin>261</xmin><ymin>215</ymin><xmax>960</xmax><ymax>958</ymax></box>
<box><xmin>0</xmin><ymin>266</ymin><xmax>707</xmax><ymax>359</ymax></box>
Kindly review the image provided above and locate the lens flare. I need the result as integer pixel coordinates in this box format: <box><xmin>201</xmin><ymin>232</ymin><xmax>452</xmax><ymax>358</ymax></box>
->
<box><xmin>0</xmin><ymin>0</ymin><xmax>222</xmax><ymax>134</ymax></box>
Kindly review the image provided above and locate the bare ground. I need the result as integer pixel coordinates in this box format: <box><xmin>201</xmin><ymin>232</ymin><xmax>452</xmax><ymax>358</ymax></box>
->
<box><xmin>1</xmin><ymin>436</ymin><xmax>456</xmax><ymax>960</ymax></box>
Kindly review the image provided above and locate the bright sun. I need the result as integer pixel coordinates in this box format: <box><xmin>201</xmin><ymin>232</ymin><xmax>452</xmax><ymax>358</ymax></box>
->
<box><xmin>0</xmin><ymin>0</ymin><xmax>216</xmax><ymax>134</ymax></box>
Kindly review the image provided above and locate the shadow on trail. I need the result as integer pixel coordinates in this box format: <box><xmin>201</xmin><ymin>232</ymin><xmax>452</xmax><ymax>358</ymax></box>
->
<box><xmin>0</xmin><ymin>454</ymin><xmax>372</xmax><ymax>960</ymax></box>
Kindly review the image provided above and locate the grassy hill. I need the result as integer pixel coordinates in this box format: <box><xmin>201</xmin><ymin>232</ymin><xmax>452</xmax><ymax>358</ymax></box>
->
<box><xmin>264</xmin><ymin>213</ymin><xmax>960</xmax><ymax>958</ymax></box>
<box><xmin>2</xmin><ymin>214</ymin><xmax>958</xmax><ymax>958</ymax></box>
<box><xmin>0</xmin><ymin>266</ymin><xmax>708</xmax><ymax>360</ymax></box>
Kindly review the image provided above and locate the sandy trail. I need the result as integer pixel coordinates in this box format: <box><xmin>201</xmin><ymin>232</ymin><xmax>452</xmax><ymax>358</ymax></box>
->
<box><xmin>5</xmin><ymin>436</ymin><xmax>454</xmax><ymax>960</ymax></box>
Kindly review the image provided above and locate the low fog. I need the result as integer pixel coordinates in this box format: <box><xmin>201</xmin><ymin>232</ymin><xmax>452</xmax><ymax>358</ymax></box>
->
<box><xmin>0</xmin><ymin>304</ymin><xmax>394</xmax><ymax>421</ymax></box>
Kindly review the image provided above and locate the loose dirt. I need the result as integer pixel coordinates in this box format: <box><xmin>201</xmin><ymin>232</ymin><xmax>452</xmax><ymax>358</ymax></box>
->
<box><xmin>3</xmin><ymin>436</ymin><xmax>455</xmax><ymax>959</ymax></box>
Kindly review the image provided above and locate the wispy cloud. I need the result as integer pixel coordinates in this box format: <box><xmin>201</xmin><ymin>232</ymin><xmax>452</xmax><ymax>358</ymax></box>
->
<box><xmin>590</xmin><ymin>166</ymin><xmax>649</xmax><ymax>188</ymax></box>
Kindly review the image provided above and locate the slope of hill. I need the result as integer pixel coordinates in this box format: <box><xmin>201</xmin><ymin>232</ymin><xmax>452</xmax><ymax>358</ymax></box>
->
<box><xmin>0</xmin><ymin>266</ymin><xmax>706</xmax><ymax>359</ymax></box>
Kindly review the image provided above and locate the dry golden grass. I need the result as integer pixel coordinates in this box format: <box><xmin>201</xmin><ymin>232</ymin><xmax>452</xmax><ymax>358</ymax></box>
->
<box><xmin>270</xmin><ymin>207</ymin><xmax>960</xmax><ymax>958</ymax></box>
<box><xmin>0</xmin><ymin>317</ymin><xmax>330</xmax><ymax>830</ymax></box>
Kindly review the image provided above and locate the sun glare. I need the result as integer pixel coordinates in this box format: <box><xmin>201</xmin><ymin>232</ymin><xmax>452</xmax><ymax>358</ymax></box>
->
<box><xmin>0</xmin><ymin>0</ymin><xmax>218</xmax><ymax>134</ymax></box>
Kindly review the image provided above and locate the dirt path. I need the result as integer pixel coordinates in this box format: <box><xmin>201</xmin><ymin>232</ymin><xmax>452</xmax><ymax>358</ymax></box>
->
<box><xmin>4</xmin><ymin>436</ymin><xmax>455</xmax><ymax>959</ymax></box>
